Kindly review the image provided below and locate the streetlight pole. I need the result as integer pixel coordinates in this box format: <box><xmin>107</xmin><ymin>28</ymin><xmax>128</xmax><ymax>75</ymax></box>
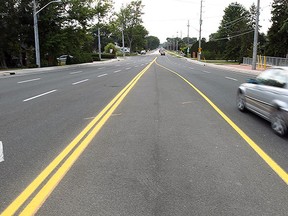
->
<box><xmin>33</xmin><ymin>0</ymin><xmax>61</xmax><ymax>68</ymax></box>
<box><xmin>252</xmin><ymin>0</ymin><xmax>260</xmax><ymax>70</ymax></box>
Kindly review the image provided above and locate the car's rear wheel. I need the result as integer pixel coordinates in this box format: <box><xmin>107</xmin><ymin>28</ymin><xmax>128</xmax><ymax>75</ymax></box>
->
<box><xmin>271</xmin><ymin>110</ymin><xmax>288</xmax><ymax>136</ymax></box>
<box><xmin>237</xmin><ymin>92</ymin><xmax>246</xmax><ymax>112</ymax></box>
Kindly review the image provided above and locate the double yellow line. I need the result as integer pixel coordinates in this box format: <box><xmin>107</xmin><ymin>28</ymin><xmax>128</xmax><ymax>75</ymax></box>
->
<box><xmin>1</xmin><ymin>58</ymin><xmax>156</xmax><ymax>216</ymax></box>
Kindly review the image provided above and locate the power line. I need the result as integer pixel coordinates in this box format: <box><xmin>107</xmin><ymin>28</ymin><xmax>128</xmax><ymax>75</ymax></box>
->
<box><xmin>210</xmin><ymin>29</ymin><xmax>254</xmax><ymax>41</ymax></box>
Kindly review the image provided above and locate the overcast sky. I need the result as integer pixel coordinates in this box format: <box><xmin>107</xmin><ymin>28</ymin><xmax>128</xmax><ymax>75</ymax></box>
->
<box><xmin>114</xmin><ymin>0</ymin><xmax>273</xmax><ymax>43</ymax></box>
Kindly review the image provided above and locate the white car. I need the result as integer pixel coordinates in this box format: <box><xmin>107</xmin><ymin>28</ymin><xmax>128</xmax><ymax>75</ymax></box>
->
<box><xmin>57</xmin><ymin>55</ymin><xmax>73</xmax><ymax>61</ymax></box>
<box><xmin>140</xmin><ymin>50</ymin><xmax>146</xmax><ymax>55</ymax></box>
<box><xmin>237</xmin><ymin>67</ymin><xmax>288</xmax><ymax>136</ymax></box>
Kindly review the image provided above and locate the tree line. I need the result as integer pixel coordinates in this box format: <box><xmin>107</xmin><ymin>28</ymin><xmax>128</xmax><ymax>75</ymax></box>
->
<box><xmin>163</xmin><ymin>0</ymin><xmax>288</xmax><ymax>62</ymax></box>
<box><xmin>0</xmin><ymin>0</ymin><xmax>160</xmax><ymax>68</ymax></box>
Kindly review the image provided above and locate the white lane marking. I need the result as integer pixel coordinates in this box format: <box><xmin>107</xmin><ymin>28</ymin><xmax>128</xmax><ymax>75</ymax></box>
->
<box><xmin>23</xmin><ymin>89</ymin><xmax>57</xmax><ymax>102</ymax></box>
<box><xmin>98</xmin><ymin>67</ymin><xmax>105</xmax><ymax>70</ymax></box>
<box><xmin>17</xmin><ymin>78</ymin><xmax>41</xmax><ymax>84</ymax></box>
<box><xmin>0</xmin><ymin>141</ymin><xmax>4</xmax><ymax>162</ymax></box>
<box><xmin>141</xmin><ymin>64</ymin><xmax>144</xmax><ymax>66</ymax></box>
<box><xmin>111</xmin><ymin>113</ymin><xmax>122</xmax><ymax>116</ymax></box>
<box><xmin>225</xmin><ymin>76</ymin><xmax>238</xmax><ymax>81</ymax></box>
<box><xmin>84</xmin><ymin>117</ymin><xmax>96</xmax><ymax>120</ymax></box>
<box><xmin>134</xmin><ymin>66</ymin><xmax>138</xmax><ymax>68</ymax></box>
<box><xmin>72</xmin><ymin>79</ymin><xmax>89</xmax><ymax>85</ymax></box>
<box><xmin>114</xmin><ymin>70</ymin><xmax>122</xmax><ymax>73</ymax></box>
<box><xmin>116</xmin><ymin>65</ymin><xmax>121</xmax><ymax>67</ymax></box>
<box><xmin>98</xmin><ymin>74</ymin><xmax>108</xmax><ymax>78</ymax></box>
<box><xmin>182</xmin><ymin>101</ymin><xmax>193</xmax><ymax>104</ymax></box>
<box><xmin>202</xmin><ymin>70</ymin><xmax>211</xmax><ymax>73</ymax></box>
<box><xmin>189</xmin><ymin>67</ymin><xmax>194</xmax><ymax>70</ymax></box>
<box><xmin>70</xmin><ymin>71</ymin><xmax>83</xmax><ymax>75</ymax></box>
<box><xmin>125</xmin><ymin>67</ymin><xmax>131</xmax><ymax>70</ymax></box>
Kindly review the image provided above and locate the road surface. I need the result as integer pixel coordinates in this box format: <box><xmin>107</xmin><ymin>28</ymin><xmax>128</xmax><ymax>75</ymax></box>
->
<box><xmin>0</xmin><ymin>53</ymin><xmax>287</xmax><ymax>215</ymax></box>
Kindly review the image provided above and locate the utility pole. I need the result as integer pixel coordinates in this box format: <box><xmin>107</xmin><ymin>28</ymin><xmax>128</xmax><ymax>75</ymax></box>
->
<box><xmin>98</xmin><ymin>27</ymin><xmax>101</xmax><ymax>61</ymax></box>
<box><xmin>198</xmin><ymin>0</ymin><xmax>203</xmax><ymax>61</ymax></box>
<box><xmin>121</xmin><ymin>24</ymin><xmax>125</xmax><ymax>57</ymax></box>
<box><xmin>176</xmin><ymin>31</ymin><xmax>179</xmax><ymax>51</ymax></box>
<box><xmin>252</xmin><ymin>0</ymin><xmax>260</xmax><ymax>70</ymax></box>
<box><xmin>187</xmin><ymin>20</ymin><xmax>190</xmax><ymax>45</ymax></box>
<box><xmin>33</xmin><ymin>0</ymin><xmax>40</xmax><ymax>67</ymax></box>
<box><xmin>187</xmin><ymin>20</ymin><xmax>190</xmax><ymax>55</ymax></box>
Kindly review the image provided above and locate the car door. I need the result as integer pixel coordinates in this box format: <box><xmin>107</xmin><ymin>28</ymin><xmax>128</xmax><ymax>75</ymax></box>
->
<box><xmin>247</xmin><ymin>69</ymin><xmax>288</xmax><ymax>119</ymax></box>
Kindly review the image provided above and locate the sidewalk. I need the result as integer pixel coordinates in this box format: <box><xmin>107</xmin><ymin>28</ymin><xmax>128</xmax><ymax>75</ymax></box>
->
<box><xmin>185</xmin><ymin>58</ymin><xmax>263</xmax><ymax>76</ymax></box>
<box><xmin>0</xmin><ymin>58</ymin><xmax>122</xmax><ymax>77</ymax></box>
<box><xmin>167</xmin><ymin>51</ymin><xmax>264</xmax><ymax>76</ymax></box>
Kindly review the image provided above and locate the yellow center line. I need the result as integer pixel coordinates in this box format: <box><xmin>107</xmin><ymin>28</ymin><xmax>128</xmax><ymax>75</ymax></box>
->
<box><xmin>1</xmin><ymin>58</ymin><xmax>156</xmax><ymax>216</ymax></box>
<box><xmin>155</xmin><ymin>60</ymin><xmax>288</xmax><ymax>185</ymax></box>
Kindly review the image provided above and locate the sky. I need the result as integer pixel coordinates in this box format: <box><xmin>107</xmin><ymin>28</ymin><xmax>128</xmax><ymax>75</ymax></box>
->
<box><xmin>114</xmin><ymin>0</ymin><xmax>273</xmax><ymax>43</ymax></box>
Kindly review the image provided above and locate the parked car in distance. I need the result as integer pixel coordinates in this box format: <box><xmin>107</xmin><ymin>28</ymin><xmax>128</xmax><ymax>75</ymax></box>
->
<box><xmin>140</xmin><ymin>50</ymin><xmax>146</xmax><ymax>55</ymax></box>
<box><xmin>57</xmin><ymin>55</ymin><xmax>73</xmax><ymax>61</ymax></box>
<box><xmin>237</xmin><ymin>67</ymin><xmax>288</xmax><ymax>136</ymax></box>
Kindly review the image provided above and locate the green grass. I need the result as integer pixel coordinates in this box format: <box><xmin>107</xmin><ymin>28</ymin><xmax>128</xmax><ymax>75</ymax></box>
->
<box><xmin>203</xmin><ymin>60</ymin><xmax>240</xmax><ymax>65</ymax></box>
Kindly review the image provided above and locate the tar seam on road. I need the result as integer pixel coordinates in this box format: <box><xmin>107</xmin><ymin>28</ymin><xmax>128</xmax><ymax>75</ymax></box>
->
<box><xmin>0</xmin><ymin>57</ymin><xmax>157</xmax><ymax>216</ymax></box>
<box><xmin>155</xmin><ymin>60</ymin><xmax>288</xmax><ymax>186</ymax></box>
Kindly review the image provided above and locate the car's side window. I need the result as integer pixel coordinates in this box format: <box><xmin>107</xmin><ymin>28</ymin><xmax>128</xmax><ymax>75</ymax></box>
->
<box><xmin>256</xmin><ymin>69</ymin><xmax>287</xmax><ymax>88</ymax></box>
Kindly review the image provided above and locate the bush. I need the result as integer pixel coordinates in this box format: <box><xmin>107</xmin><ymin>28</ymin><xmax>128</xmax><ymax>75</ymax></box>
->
<box><xmin>66</xmin><ymin>53</ymin><xmax>93</xmax><ymax>65</ymax></box>
<box><xmin>104</xmin><ymin>43</ymin><xmax>118</xmax><ymax>54</ymax></box>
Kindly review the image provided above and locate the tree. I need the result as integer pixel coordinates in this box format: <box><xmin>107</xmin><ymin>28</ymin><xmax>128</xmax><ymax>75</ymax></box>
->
<box><xmin>266</xmin><ymin>0</ymin><xmax>288</xmax><ymax>57</ymax></box>
<box><xmin>0</xmin><ymin>0</ymin><xmax>115</xmax><ymax>68</ymax></box>
<box><xmin>207</xmin><ymin>3</ymin><xmax>254</xmax><ymax>61</ymax></box>
<box><xmin>145</xmin><ymin>36</ymin><xmax>160</xmax><ymax>50</ymax></box>
<box><xmin>116</xmin><ymin>0</ymin><xmax>148</xmax><ymax>52</ymax></box>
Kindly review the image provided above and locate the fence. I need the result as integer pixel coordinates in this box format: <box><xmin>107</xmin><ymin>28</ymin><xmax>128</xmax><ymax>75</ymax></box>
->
<box><xmin>243</xmin><ymin>56</ymin><xmax>288</xmax><ymax>67</ymax></box>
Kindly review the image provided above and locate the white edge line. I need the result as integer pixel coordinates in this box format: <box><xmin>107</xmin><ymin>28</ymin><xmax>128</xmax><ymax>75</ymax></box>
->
<box><xmin>0</xmin><ymin>141</ymin><xmax>4</xmax><ymax>162</ymax></box>
<box><xmin>202</xmin><ymin>70</ymin><xmax>211</xmax><ymax>73</ymax></box>
<box><xmin>72</xmin><ymin>79</ymin><xmax>89</xmax><ymax>85</ymax></box>
<box><xmin>17</xmin><ymin>78</ymin><xmax>41</xmax><ymax>84</ymax></box>
<box><xmin>113</xmin><ymin>70</ymin><xmax>121</xmax><ymax>73</ymax></box>
<box><xmin>225</xmin><ymin>76</ymin><xmax>238</xmax><ymax>81</ymax></box>
<box><xmin>97</xmin><ymin>74</ymin><xmax>108</xmax><ymax>78</ymax></box>
<box><xmin>23</xmin><ymin>90</ymin><xmax>57</xmax><ymax>102</ymax></box>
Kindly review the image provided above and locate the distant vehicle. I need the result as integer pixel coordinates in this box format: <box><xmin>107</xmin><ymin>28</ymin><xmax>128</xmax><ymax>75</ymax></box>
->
<box><xmin>57</xmin><ymin>55</ymin><xmax>73</xmax><ymax>61</ymax></box>
<box><xmin>140</xmin><ymin>50</ymin><xmax>146</xmax><ymax>55</ymax></box>
<box><xmin>120</xmin><ymin>47</ymin><xmax>130</xmax><ymax>53</ymax></box>
<box><xmin>237</xmin><ymin>67</ymin><xmax>288</xmax><ymax>136</ymax></box>
<box><xmin>159</xmin><ymin>48</ymin><xmax>165</xmax><ymax>56</ymax></box>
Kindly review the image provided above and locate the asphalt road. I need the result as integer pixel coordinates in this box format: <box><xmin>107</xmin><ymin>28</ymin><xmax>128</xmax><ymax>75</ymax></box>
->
<box><xmin>0</xmin><ymin>53</ymin><xmax>287</xmax><ymax>215</ymax></box>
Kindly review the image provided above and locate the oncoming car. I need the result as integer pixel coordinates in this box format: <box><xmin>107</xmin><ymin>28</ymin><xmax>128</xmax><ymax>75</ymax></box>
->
<box><xmin>237</xmin><ymin>67</ymin><xmax>288</xmax><ymax>136</ymax></box>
